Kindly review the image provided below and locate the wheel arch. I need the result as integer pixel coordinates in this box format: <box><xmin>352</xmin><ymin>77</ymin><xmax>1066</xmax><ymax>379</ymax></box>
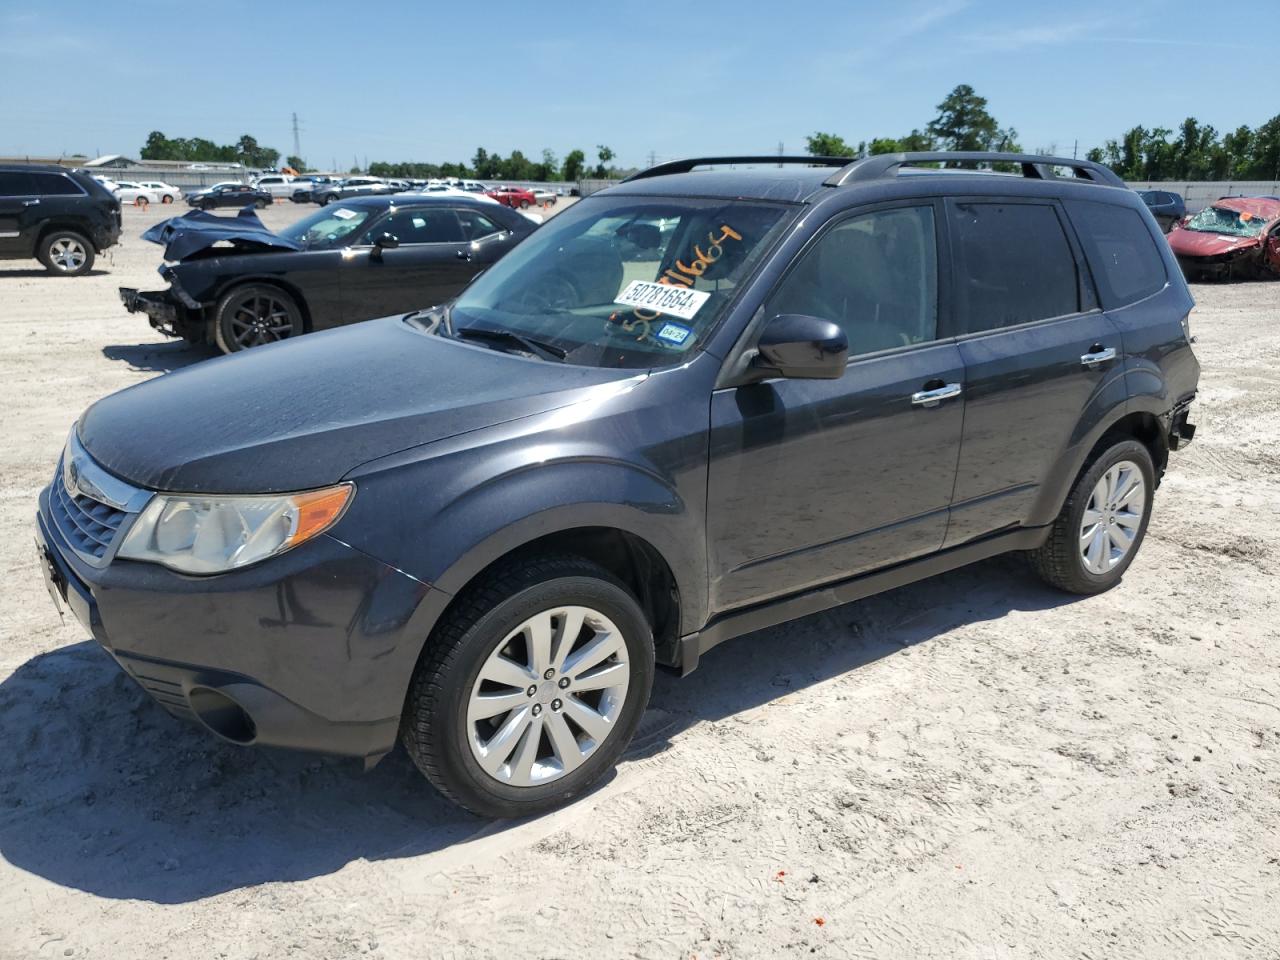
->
<box><xmin>34</xmin><ymin>220</ymin><xmax>94</xmax><ymax>253</ymax></box>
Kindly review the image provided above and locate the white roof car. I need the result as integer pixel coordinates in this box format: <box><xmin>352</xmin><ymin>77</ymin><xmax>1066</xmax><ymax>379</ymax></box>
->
<box><xmin>112</xmin><ymin>181</ymin><xmax>160</xmax><ymax>205</ymax></box>
<box><xmin>136</xmin><ymin>180</ymin><xmax>182</xmax><ymax>203</ymax></box>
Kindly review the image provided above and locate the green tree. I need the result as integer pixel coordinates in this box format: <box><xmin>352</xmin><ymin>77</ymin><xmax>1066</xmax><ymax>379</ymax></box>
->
<box><xmin>805</xmin><ymin>132</ymin><xmax>856</xmax><ymax>157</ymax></box>
<box><xmin>562</xmin><ymin>148</ymin><xmax>586</xmax><ymax>182</ymax></box>
<box><xmin>285</xmin><ymin>155</ymin><xmax>307</xmax><ymax>172</ymax></box>
<box><xmin>594</xmin><ymin>145</ymin><xmax>616</xmax><ymax>177</ymax></box>
<box><xmin>927</xmin><ymin>84</ymin><xmax>1001</xmax><ymax>153</ymax></box>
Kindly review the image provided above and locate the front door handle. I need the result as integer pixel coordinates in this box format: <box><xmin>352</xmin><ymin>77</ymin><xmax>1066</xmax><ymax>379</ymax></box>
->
<box><xmin>456</xmin><ymin>250</ymin><xmax>472</xmax><ymax>261</ymax></box>
<box><xmin>911</xmin><ymin>382</ymin><xmax>963</xmax><ymax>408</ymax></box>
<box><xmin>1080</xmin><ymin>345</ymin><xmax>1117</xmax><ymax>368</ymax></box>
<box><xmin>21</xmin><ymin>198</ymin><xmax>40</xmax><ymax>206</ymax></box>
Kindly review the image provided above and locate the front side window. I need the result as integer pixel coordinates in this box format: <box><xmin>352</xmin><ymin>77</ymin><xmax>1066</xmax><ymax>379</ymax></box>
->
<box><xmin>949</xmin><ymin>202</ymin><xmax>1080</xmax><ymax>333</ymax></box>
<box><xmin>449</xmin><ymin>195</ymin><xmax>794</xmax><ymax>369</ymax></box>
<box><xmin>766</xmin><ymin>206</ymin><xmax>938</xmax><ymax>357</ymax></box>
<box><xmin>457</xmin><ymin>209</ymin><xmax>504</xmax><ymax>240</ymax></box>
<box><xmin>377</xmin><ymin>208</ymin><xmax>464</xmax><ymax>244</ymax></box>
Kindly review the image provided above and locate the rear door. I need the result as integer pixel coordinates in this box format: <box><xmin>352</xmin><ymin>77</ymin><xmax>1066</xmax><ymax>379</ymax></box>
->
<box><xmin>0</xmin><ymin>170</ymin><xmax>39</xmax><ymax>256</ymax></box>
<box><xmin>942</xmin><ymin>197</ymin><xmax>1122</xmax><ymax>546</ymax></box>
<box><xmin>340</xmin><ymin>206</ymin><xmax>477</xmax><ymax>321</ymax></box>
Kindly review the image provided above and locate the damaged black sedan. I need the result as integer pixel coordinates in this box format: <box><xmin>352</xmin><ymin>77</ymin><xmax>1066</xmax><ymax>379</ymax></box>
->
<box><xmin>120</xmin><ymin>196</ymin><xmax>537</xmax><ymax>353</ymax></box>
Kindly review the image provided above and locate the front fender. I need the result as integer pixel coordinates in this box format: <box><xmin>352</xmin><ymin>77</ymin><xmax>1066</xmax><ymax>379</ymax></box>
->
<box><xmin>334</xmin><ymin>429</ymin><xmax>710</xmax><ymax>640</ymax></box>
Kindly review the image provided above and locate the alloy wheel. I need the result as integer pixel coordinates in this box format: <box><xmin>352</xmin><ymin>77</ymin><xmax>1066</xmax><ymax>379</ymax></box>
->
<box><xmin>228</xmin><ymin>293</ymin><xmax>295</xmax><ymax>348</ymax></box>
<box><xmin>467</xmin><ymin>605</ymin><xmax>630</xmax><ymax>787</ymax></box>
<box><xmin>48</xmin><ymin>237</ymin><xmax>87</xmax><ymax>272</ymax></box>
<box><xmin>1080</xmin><ymin>459</ymin><xmax>1145</xmax><ymax>574</ymax></box>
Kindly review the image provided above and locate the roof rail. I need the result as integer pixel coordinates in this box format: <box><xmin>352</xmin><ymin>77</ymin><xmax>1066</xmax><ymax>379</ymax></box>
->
<box><xmin>622</xmin><ymin>155</ymin><xmax>853</xmax><ymax>183</ymax></box>
<box><xmin>825</xmin><ymin>152</ymin><xmax>1126</xmax><ymax>188</ymax></box>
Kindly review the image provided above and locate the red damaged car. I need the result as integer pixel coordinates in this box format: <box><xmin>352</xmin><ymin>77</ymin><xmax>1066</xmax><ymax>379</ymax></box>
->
<box><xmin>1167</xmin><ymin>196</ymin><xmax>1280</xmax><ymax>281</ymax></box>
<box><xmin>485</xmin><ymin>185</ymin><xmax>537</xmax><ymax>209</ymax></box>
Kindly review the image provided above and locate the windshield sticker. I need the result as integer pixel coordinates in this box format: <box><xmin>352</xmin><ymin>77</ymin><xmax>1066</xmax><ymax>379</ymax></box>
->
<box><xmin>331</xmin><ymin>208</ymin><xmax>357</xmax><ymax>220</ymax></box>
<box><xmin>655</xmin><ymin>321</ymin><xmax>694</xmax><ymax>345</ymax></box>
<box><xmin>615</xmin><ymin>281</ymin><xmax>710</xmax><ymax>321</ymax></box>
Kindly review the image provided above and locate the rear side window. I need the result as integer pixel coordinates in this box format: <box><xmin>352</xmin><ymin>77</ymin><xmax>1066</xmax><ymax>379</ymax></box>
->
<box><xmin>948</xmin><ymin>202</ymin><xmax>1080</xmax><ymax>333</ymax></box>
<box><xmin>32</xmin><ymin>173</ymin><xmax>82</xmax><ymax>196</ymax></box>
<box><xmin>0</xmin><ymin>171</ymin><xmax>38</xmax><ymax>196</ymax></box>
<box><xmin>1066</xmin><ymin>200</ymin><xmax>1168</xmax><ymax>307</ymax></box>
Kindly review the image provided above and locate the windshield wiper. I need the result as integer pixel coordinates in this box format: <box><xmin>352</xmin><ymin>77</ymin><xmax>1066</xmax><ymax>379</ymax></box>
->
<box><xmin>452</xmin><ymin>325</ymin><xmax>567</xmax><ymax>361</ymax></box>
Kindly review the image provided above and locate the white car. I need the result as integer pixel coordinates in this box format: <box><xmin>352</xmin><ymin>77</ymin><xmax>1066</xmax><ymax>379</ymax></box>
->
<box><xmin>136</xmin><ymin>180</ymin><xmax>183</xmax><ymax>203</ymax></box>
<box><xmin>112</xmin><ymin>181</ymin><xmax>160</xmax><ymax>206</ymax></box>
<box><xmin>530</xmin><ymin>187</ymin><xmax>557</xmax><ymax>206</ymax></box>
<box><xmin>252</xmin><ymin>174</ymin><xmax>301</xmax><ymax>199</ymax></box>
<box><xmin>90</xmin><ymin>175</ymin><xmax>119</xmax><ymax>192</ymax></box>
<box><xmin>417</xmin><ymin>184</ymin><xmax>502</xmax><ymax>205</ymax></box>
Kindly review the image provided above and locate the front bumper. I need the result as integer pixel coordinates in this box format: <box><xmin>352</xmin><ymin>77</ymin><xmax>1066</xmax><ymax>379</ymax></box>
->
<box><xmin>35</xmin><ymin>481</ymin><xmax>443</xmax><ymax>763</ymax></box>
<box><xmin>119</xmin><ymin>285</ymin><xmax>208</xmax><ymax>340</ymax></box>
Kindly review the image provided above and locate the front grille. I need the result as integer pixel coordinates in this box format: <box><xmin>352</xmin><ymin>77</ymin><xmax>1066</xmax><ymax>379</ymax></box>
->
<box><xmin>50</xmin><ymin>458</ymin><xmax>128</xmax><ymax>559</ymax></box>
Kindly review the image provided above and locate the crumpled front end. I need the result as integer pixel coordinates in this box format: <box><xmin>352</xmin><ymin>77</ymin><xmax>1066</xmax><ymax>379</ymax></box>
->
<box><xmin>119</xmin><ymin>266</ymin><xmax>210</xmax><ymax>342</ymax></box>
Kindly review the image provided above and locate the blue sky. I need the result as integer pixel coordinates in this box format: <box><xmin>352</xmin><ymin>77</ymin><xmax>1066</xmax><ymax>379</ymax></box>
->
<box><xmin>1</xmin><ymin>0</ymin><xmax>1273</xmax><ymax>170</ymax></box>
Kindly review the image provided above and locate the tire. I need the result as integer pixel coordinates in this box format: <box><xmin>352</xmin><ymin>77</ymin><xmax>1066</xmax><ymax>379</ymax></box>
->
<box><xmin>519</xmin><ymin>199</ymin><xmax>530</xmax><ymax>209</ymax></box>
<box><xmin>322</xmin><ymin>193</ymin><xmax>338</xmax><ymax>206</ymax></box>
<box><xmin>134</xmin><ymin>196</ymin><xmax>148</xmax><ymax>208</ymax></box>
<box><xmin>255</xmin><ymin>198</ymin><xmax>269</xmax><ymax>209</ymax></box>
<box><xmin>401</xmin><ymin>556</ymin><xmax>655</xmax><ymax>818</ymax></box>
<box><xmin>37</xmin><ymin>230</ymin><xmax>95</xmax><ymax>276</ymax></box>
<box><xmin>1030</xmin><ymin>438</ymin><xmax>1155</xmax><ymax>595</ymax></box>
<box><xmin>162</xmin><ymin>194</ymin><xmax>174</xmax><ymax>204</ymax></box>
<box><xmin>212</xmin><ymin>283</ymin><xmax>304</xmax><ymax>353</ymax></box>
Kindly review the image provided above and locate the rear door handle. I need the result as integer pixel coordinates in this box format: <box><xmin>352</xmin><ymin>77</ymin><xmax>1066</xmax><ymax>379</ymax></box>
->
<box><xmin>911</xmin><ymin>382</ymin><xmax>962</xmax><ymax>407</ymax></box>
<box><xmin>21</xmin><ymin>198</ymin><xmax>39</xmax><ymax>206</ymax></box>
<box><xmin>1080</xmin><ymin>345</ymin><xmax>1117</xmax><ymax>368</ymax></box>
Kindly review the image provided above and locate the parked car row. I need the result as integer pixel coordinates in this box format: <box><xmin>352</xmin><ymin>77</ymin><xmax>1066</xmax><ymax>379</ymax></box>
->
<box><xmin>37</xmin><ymin>151</ymin><xmax>1203</xmax><ymax>818</ymax></box>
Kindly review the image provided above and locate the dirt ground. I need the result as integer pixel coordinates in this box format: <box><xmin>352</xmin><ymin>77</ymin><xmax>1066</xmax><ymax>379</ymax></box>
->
<box><xmin>1</xmin><ymin>200</ymin><xmax>1278</xmax><ymax>960</ymax></box>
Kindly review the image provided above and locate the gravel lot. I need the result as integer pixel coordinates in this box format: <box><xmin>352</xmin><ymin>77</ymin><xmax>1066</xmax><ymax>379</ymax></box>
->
<box><xmin>1</xmin><ymin>200</ymin><xmax>1277</xmax><ymax>959</ymax></box>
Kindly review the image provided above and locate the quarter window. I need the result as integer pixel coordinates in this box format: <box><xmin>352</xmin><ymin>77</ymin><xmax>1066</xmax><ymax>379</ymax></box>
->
<box><xmin>948</xmin><ymin>202</ymin><xmax>1080</xmax><ymax>333</ymax></box>
<box><xmin>766</xmin><ymin>206</ymin><xmax>938</xmax><ymax>357</ymax></box>
<box><xmin>1066</xmin><ymin>200</ymin><xmax>1168</xmax><ymax>307</ymax></box>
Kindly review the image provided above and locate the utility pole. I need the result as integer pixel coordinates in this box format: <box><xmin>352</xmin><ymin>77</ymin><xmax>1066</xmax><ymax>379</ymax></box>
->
<box><xmin>291</xmin><ymin>112</ymin><xmax>303</xmax><ymax>164</ymax></box>
<box><xmin>777</xmin><ymin>140</ymin><xmax>784</xmax><ymax>167</ymax></box>
<box><xmin>1073</xmin><ymin>139</ymin><xmax>1078</xmax><ymax>160</ymax></box>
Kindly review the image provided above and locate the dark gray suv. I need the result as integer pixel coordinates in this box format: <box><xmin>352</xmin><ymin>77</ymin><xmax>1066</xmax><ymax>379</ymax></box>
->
<box><xmin>36</xmin><ymin>153</ymin><xmax>1200</xmax><ymax>817</ymax></box>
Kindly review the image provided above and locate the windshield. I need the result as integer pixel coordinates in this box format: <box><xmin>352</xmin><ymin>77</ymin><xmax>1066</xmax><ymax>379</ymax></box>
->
<box><xmin>1183</xmin><ymin>205</ymin><xmax>1272</xmax><ymax>238</ymax></box>
<box><xmin>278</xmin><ymin>205</ymin><xmax>373</xmax><ymax>249</ymax></box>
<box><xmin>449</xmin><ymin>195</ymin><xmax>794</xmax><ymax>368</ymax></box>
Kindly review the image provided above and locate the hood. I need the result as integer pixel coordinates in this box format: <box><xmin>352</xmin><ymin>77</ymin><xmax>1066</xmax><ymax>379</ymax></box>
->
<box><xmin>78</xmin><ymin>317</ymin><xmax>637</xmax><ymax>493</ymax></box>
<box><xmin>142</xmin><ymin>207</ymin><xmax>301</xmax><ymax>260</ymax></box>
<box><xmin>1168</xmin><ymin>228</ymin><xmax>1260</xmax><ymax>257</ymax></box>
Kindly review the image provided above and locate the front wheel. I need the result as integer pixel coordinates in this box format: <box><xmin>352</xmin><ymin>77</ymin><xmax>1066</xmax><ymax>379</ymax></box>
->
<box><xmin>161</xmin><ymin>194</ymin><xmax>174</xmax><ymax>204</ymax></box>
<box><xmin>1030</xmin><ymin>439</ymin><xmax>1155</xmax><ymax>594</ymax></box>
<box><xmin>212</xmin><ymin>284</ymin><xmax>304</xmax><ymax>353</ymax></box>
<box><xmin>401</xmin><ymin>556</ymin><xmax>655</xmax><ymax>818</ymax></box>
<box><xmin>255</xmin><ymin>197</ymin><xmax>269</xmax><ymax>209</ymax></box>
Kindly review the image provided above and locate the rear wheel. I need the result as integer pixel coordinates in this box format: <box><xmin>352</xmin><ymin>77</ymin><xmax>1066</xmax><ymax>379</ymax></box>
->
<box><xmin>38</xmin><ymin>230</ymin><xmax>94</xmax><ymax>276</ymax></box>
<box><xmin>401</xmin><ymin>556</ymin><xmax>655</xmax><ymax>818</ymax></box>
<box><xmin>161</xmin><ymin>194</ymin><xmax>174</xmax><ymax>204</ymax></box>
<box><xmin>255</xmin><ymin>197</ymin><xmax>269</xmax><ymax>209</ymax></box>
<box><xmin>212</xmin><ymin>284</ymin><xmax>304</xmax><ymax>353</ymax></box>
<box><xmin>1031</xmin><ymin>439</ymin><xmax>1154</xmax><ymax>594</ymax></box>
<box><xmin>134</xmin><ymin>195</ymin><xmax>149</xmax><ymax>208</ymax></box>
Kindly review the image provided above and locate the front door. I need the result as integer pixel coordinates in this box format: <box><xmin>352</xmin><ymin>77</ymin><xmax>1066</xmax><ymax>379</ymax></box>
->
<box><xmin>341</xmin><ymin>207</ymin><xmax>479</xmax><ymax>321</ymax></box>
<box><xmin>706</xmin><ymin>203</ymin><xmax>965</xmax><ymax>613</ymax></box>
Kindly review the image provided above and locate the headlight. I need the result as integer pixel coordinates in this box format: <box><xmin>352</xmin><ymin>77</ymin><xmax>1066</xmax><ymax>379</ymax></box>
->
<box><xmin>118</xmin><ymin>483</ymin><xmax>353</xmax><ymax>574</ymax></box>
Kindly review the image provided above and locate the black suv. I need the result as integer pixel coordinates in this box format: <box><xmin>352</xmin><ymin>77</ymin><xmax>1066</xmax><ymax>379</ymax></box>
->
<box><xmin>36</xmin><ymin>153</ymin><xmax>1199</xmax><ymax>817</ymax></box>
<box><xmin>0</xmin><ymin>164</ymin><xmax>121</xmax><ymax>275</ymax></box>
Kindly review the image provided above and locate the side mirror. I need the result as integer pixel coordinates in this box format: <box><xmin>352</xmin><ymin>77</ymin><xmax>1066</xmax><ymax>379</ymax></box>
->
<box><xmin>371</xmin><ymin>233</ymin><xmax>399</xmax><ymax>259</ymax></box>
<box><xmin>751</xmin><ymin>314</ymin><xmax>847</xmax><ymax>380</ymax></box>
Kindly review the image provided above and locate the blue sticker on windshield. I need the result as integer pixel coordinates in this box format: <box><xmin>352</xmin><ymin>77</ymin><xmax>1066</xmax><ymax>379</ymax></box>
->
<box><xmin>655</xmin><ymin>321</ymin><xmax>693</xmax><ymax>345</ymax></box>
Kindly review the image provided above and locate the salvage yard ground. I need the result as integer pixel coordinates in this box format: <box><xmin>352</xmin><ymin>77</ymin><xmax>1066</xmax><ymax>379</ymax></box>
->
<box><xmin>0</xmin><ymin>201</ymin><xmax>1278</xmax><ymax>959</ymax></box>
